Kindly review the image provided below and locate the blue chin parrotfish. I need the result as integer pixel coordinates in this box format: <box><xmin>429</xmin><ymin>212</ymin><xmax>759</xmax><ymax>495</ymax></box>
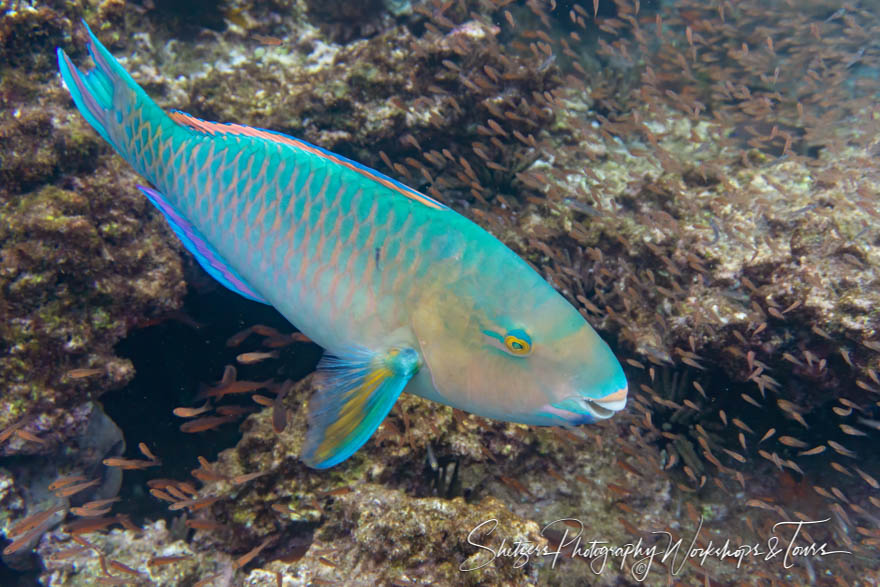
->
<box><xmin>57</xmin><ymin>22</ymin><xmax>627</xmax><ymax>468</ymax></box>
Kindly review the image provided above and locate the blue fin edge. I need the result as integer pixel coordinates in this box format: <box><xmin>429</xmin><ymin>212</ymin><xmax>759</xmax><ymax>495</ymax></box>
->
<box><xmin>303</xmin><ymin>347</ymin><xmax>420</xmax><ymax>468</ymax></box>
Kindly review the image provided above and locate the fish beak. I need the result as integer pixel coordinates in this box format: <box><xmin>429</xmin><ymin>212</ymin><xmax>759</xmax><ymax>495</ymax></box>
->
<box><xmin>583</xmin><ymin>386</ymin><xmax>628</xmax><ymax>419</ymax></box>
<box><xmin>594</xmin><ymin>387</ymin><xmax>627</xmax><ymax>410</ymax></box>
<box><xmin>546</xmin><ymin>385</ymin><xmax>628</xmax><ymax>423</ymax></box>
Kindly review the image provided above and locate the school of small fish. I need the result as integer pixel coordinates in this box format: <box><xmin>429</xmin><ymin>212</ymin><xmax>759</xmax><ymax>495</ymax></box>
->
<box><xmin>1</xmin><ymin>0</ymin><xmax>878</xmax><ymax>584</ymax></box>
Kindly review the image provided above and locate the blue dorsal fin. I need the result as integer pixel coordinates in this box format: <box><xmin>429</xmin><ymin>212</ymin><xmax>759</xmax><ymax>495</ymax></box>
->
<box><xmin>303</xmin><ymin>346</ymin><xmax>421</xmax><ymax>468</ymax></box>
<box><xmin>137</xmin><ymin>185</ymin><xmax>269</xmax><ymax>304</ymax></box>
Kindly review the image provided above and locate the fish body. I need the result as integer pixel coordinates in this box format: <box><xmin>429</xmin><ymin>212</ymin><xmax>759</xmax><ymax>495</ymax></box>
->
<box><xmin>57</xmin><ymin>23</ymin><xmax>627</xmax><ymax>468</ymax></box>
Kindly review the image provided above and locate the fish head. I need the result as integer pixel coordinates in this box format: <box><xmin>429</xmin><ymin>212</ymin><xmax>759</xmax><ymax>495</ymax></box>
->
<box><xmin>411</xmin><ymin>253</ymin><xmax>627</xmax><ymax>426</ymax></box>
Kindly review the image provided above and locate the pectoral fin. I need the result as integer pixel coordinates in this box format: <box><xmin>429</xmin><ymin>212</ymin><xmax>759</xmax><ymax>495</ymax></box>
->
<box><xmin>303</xmin><ymin>347</ymin><xmax>420</xmax><ymax>469</ymax></box>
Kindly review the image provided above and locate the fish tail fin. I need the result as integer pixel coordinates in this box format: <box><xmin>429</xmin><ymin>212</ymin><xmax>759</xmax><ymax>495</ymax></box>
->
<box><xmin>57</xmin><ymin>21</ymin><xmax>174</xmax><ymax>162</ymax></box>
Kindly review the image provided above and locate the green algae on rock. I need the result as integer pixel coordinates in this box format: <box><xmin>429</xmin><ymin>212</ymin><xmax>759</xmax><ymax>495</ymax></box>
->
<box><xmin>148</xmin><ymin>375</ymin><xmax>551</xmax><ymax>585</ymax></box>
<box><xmin>38</xmin><ymin>519</ymin><xmax>219</xmax><ymax>586</ymax></box>
<box><xmin>1</xmin><ymin>3</ymin><xmax>187</xmax><ymax>454</ymax></box>
<box><xmin>0</xmin><ymin>159</ymin><xmax>186</xmax><ymax>455</ymax></box>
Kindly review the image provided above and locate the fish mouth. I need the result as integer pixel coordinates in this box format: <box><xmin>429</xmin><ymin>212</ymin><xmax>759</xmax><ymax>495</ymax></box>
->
<box><xmin>584</xmin><ymin>387</ymin><xmax>628</xmax><ymax>419</ymax></box>
<box><xmin>544</xmin><ymin>386</ymin><xmax>627</xmax><ymax>424</ymax></box>
<box><xmin>582</xmin><ymin>399</ymin><xmax>615</xmax><ymax>419</ymax></box>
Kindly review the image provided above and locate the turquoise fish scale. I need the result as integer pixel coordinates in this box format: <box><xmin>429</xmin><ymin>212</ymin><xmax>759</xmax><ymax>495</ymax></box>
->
<box><xmin>140</xmin><ymin>128</ymin><xmax>447</xmax><ymax>352</ymax></box>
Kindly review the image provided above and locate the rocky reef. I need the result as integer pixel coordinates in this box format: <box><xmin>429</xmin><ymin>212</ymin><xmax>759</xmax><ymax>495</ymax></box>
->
<box><xmin>1</xmin><ymin>0</ymin><xmax>879</xmax><ymax>585</ymax></box>
<box><xmin>0</xmin><ymin>3</ymin><xmax>186</xmax><ymax>457</ymax></box>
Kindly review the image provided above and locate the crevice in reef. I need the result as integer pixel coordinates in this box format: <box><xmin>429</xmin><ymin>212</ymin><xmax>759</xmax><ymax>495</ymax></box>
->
<box><xmin>100</xmin><ymin>274</ymin><xmax>322</xmax><ymax>526</ymax></box>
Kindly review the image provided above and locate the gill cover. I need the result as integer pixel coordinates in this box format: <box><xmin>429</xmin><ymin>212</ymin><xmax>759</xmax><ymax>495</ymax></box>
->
<box><xmin>410</xmin><ymin>278</ymin><xmax>540</xmax><ymax>420</ymax></box>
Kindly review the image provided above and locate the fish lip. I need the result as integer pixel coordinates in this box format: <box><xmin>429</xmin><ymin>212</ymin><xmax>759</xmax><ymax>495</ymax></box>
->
<box><xmin>582</xmin><ymin>399</ymin><xmax>615</xmax><ymax>419</ymax></box>
<box><xmin>585</xmin><ymin>387</ymin><xmax>628</xmax><ymax>419</ymax></box>
<box><xmin>543</xmin><ymin>385</ymin><xmax>627</xmax><ymax>424</ymax></box>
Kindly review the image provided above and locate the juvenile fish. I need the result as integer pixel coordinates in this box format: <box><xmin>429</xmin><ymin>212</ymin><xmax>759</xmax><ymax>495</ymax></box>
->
<box><xmin>54</xmin><ymin>478</ymin><xmax>101</xmax><ymax>498</ymax></box>
<box><xmin>147</xmin><ymin>555</ymin><xmax>192</xmax><ymax>567</ymax></box>
<box><xmin>179</xmin><ymin>416</ymin><xmax>236</xmax><ymax>433</ymax></box>
<box><xmin>173</xmin><ymin>403</ymin><xmax>212</xmax><ymax>418</ymax></box>
<box><xmin>103</xmin><ymin>457</ymin><xmax>160</xmax><ymax>469</ymax></box>
<box><xmin>66</xmin><ymin>368</ymin><xmax>103</xmax><ymax>379</ymax></box>
<box><xmin>196</xmin><ymin>380</ymin><xmax>272</xmax><ymax>400</ymax></box>
<box><xmin>215</xmin><ymin>405</ymin><xmax>257</xmax><ymax>417</ymax></box>
<box><xmin>8</xmin><ymin>505</ymin><xmax>65</xmax><ymax>538</ymax></box>
<box><xmin>48</xmin><ymin>474</ymin><xmax>87</xmax><ymax>491</ymax></box>
<box><xmin>236</xmin><ymin>350</ymin><xmax>279</xmax><ymax>365</ymax></box>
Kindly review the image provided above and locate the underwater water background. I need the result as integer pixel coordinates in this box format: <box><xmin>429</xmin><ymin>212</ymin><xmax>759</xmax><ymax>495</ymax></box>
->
<box><xmin>1</xmin><ymin>0</ymin><xmax>880</xmax><ymax>584</ymax></box>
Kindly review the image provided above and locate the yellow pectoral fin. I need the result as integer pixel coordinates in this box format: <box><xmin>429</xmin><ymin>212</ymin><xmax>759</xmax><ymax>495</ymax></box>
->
<box><xmin>303</xmin><ymin>347</ymin><xmax>420</xmax><ymax>469</ymax></box>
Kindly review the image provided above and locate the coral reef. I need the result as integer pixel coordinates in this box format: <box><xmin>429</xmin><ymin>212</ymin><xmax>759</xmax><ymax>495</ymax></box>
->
<box><xmin>38</xmin><ymin>519</ymin><xmax>218</xmax><ymax>585</ymax></box>
<box><xmin>1</xmin><ymin>0</ymin><xmax>879</xmax><ymax>584</ymax></box>
<box><xmin>0</xmin><ymin>7</ymin><xmax>186</xmax><ymax>459</ymax></box>
<box><xmin>1</xmin><ymin>403</ymin><xmax>124</xmax><ymax>571</ymax></box>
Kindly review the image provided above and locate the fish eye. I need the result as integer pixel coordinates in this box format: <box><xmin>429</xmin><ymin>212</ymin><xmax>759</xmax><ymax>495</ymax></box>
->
<box><xmin>504</xmin><ymin>331</ymin><xmax>532</xmax><ymax>356</ymax></box>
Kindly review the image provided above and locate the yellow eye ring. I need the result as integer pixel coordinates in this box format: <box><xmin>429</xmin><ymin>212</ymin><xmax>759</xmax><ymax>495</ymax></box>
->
<box><xmin>504</xmin><ymin>334</ymin><xmax>531</xmax><ymax>355</ymax></box>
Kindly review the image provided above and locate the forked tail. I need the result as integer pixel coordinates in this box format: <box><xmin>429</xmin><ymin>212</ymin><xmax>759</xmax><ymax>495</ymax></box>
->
<box><xmin>57</xmin><ymin>21</ymin><xmax>177</xmax><ymax>171</ymax></box>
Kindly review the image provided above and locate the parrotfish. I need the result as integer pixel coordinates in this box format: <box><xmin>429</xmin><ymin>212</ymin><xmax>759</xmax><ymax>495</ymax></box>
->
<box><xmin>57</xmin><ymin>23</ymin><xmax>627</xmax><ymax>468</ymax></box>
